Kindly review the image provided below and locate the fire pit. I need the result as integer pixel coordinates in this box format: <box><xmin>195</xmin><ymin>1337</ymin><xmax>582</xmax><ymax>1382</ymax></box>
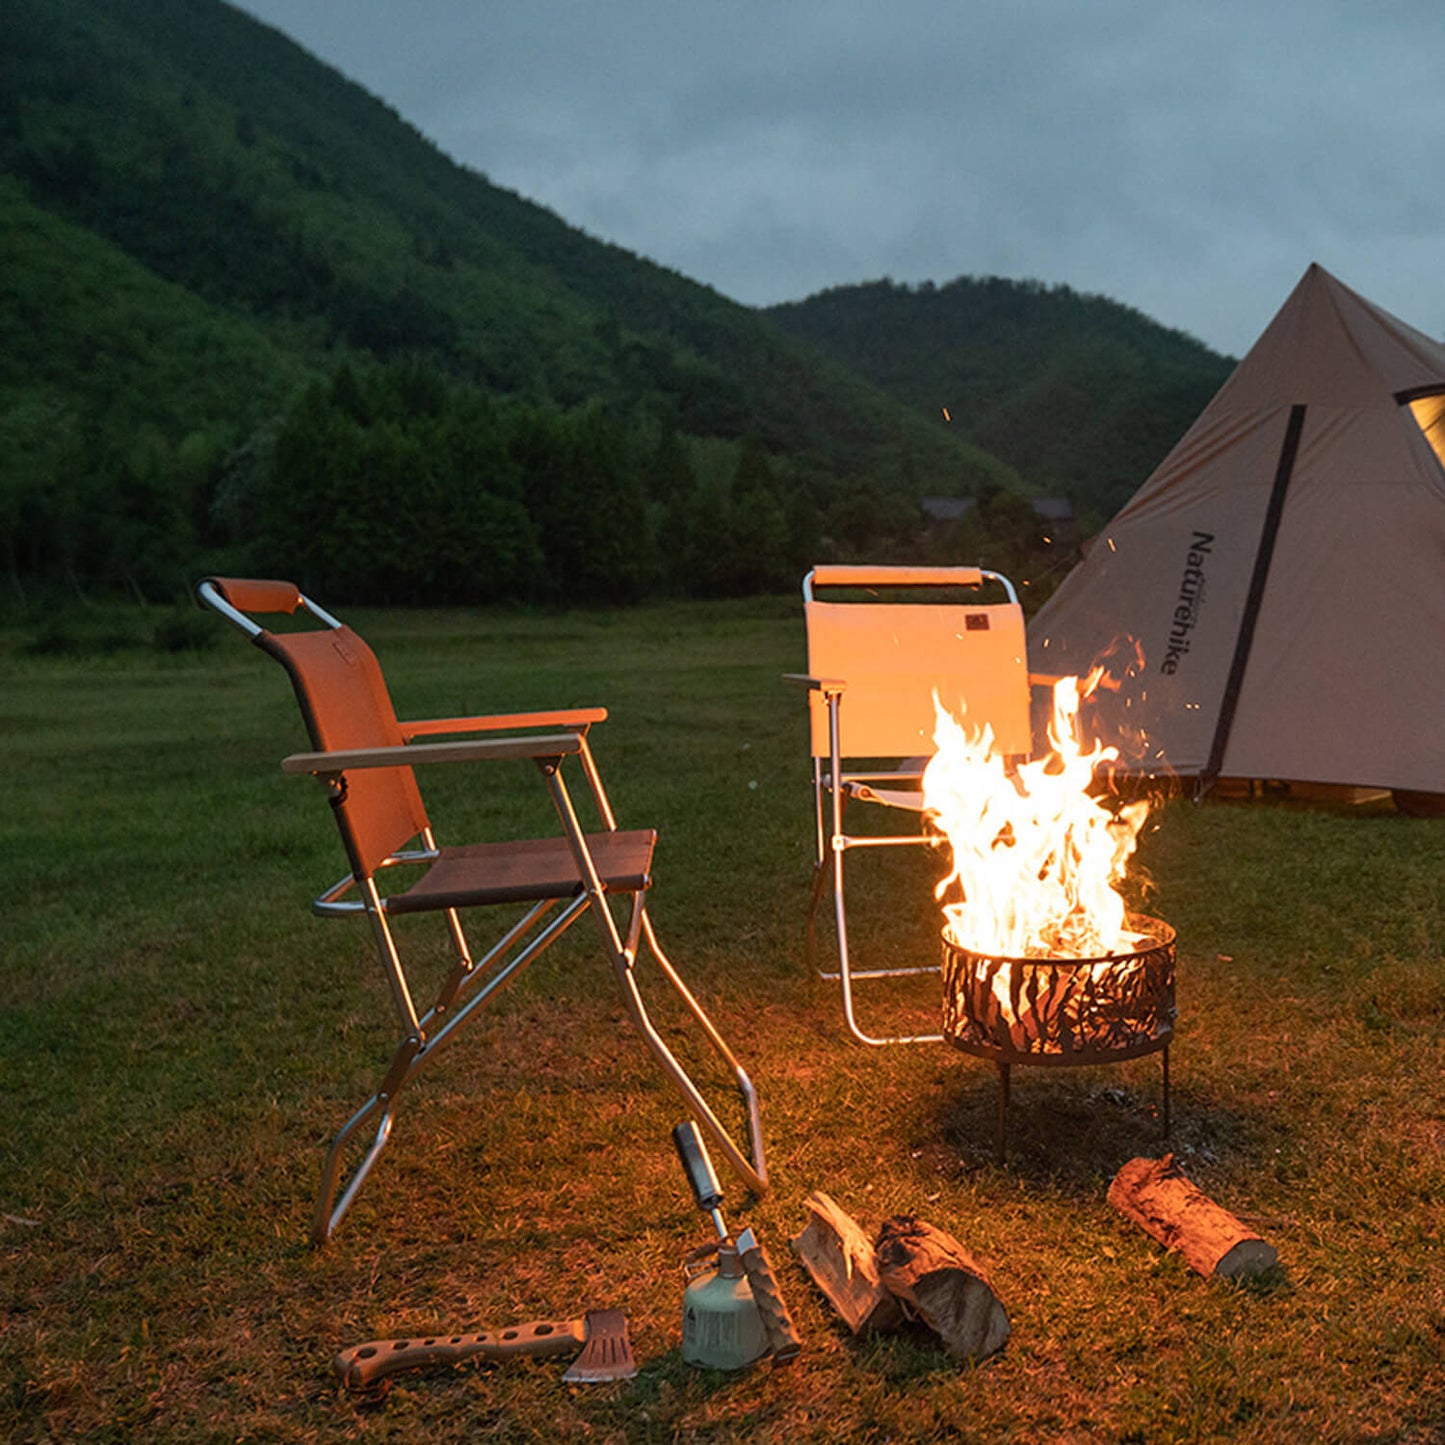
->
<box><xmin>942</xmin><ymin>915</ymin><xmax>1175</xmax><ymax>1162</ymax></box>
<box><xmin>923</xmin><ymin>669</ymin><xmax>1179</xmax><ymax>1164</ymax></box>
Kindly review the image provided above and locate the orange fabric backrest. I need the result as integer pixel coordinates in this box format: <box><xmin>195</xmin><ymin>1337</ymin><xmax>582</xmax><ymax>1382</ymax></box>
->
<box><xmin>257</xmin><ymin>626</ymin><xmax>431</xmax><ymax>879</ymax></box>
<box><xmin>804</xmin><ymin>598</ymin><xmax>1031</xmax><ymax>760</ymax></box>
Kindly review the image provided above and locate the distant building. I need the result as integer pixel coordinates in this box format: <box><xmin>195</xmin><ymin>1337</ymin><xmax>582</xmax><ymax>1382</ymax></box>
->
<box><xmin>921</xmin><ymin>495</ymin><xmax>1076</xmax><ymax>541</ymax></box>
<box><xmin>1031</xmin><ymin>497</ymin><xmax>1077</xmax><ymax>546</ymax></box>
<box><xmin>920</xmin><ymin>496</ymin><xmax>976</xmax><ymax>523</ymax></box>
<box><xmin>1031</xmin><ymin>497</ymin><xmax>1075</xmax><ymax>527</ymax></box>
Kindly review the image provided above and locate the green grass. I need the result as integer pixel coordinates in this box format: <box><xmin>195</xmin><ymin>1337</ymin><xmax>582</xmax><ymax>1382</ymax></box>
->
<box><xmin>2</xmin><ymin>599</ymin><xmax>1443</xmax><ymax>1442</ymax></box>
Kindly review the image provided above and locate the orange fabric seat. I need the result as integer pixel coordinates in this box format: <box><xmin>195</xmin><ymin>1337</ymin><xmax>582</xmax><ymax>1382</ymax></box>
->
<box><xmin>386</xmin><ymin>830</ymin><xmax>656</xmax><ymax>913</ymax></box>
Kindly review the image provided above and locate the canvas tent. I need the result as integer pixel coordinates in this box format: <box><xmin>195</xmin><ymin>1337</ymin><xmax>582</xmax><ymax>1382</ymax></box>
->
<box><xmin>1028</xmin><ymin>263</ymin><xmax>1445</xmax><ymax>799</ymax></box>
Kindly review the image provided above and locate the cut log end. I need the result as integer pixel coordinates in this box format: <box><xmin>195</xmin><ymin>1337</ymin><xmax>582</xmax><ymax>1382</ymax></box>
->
<box><xmin>1215</xmin><ymin>1237</ymin><xmax>1279</xmax><ymax>1279</ymax></box>
<box><xmin>912</xmin><ymin>1269</ymin><xmax>1011</xmax><ymax>1361</ymax></box>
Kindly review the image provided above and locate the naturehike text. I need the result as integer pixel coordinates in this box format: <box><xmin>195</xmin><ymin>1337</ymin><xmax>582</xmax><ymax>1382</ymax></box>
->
<box><xmin>1160</xmin><ymin>531</ymin><xmax>1213</xmax><ymax>675</ymax></box>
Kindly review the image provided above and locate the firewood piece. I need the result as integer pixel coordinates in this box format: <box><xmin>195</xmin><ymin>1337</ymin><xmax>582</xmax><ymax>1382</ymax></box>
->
<box><xmin>873</xmin><ymin>1215</ymin><xmax>1010</xmax><ymax>1361</ymax></box>
<box><xmin>790</xmin><ymin>1191</ymin><xmax>904</xmax><ymax>1336</ymax></box>
<box><xmin>1108</xmin><ymin>1154</ymin><xmax>1278</xmax><ymax>1279</ymax></box>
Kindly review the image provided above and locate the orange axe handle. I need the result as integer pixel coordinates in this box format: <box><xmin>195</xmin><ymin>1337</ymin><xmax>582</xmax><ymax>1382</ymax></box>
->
<box><xmin>334</xmin><ymin>1318</ymin><xmax>585</xmax><ymax>1394</ymax></box>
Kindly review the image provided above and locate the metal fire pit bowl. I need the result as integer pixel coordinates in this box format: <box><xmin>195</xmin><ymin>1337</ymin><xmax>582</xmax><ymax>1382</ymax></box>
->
<box><xmin>941</xmin><ymin>914</ymin><xmax>1176</xmax><ymax>1163</ymax></box>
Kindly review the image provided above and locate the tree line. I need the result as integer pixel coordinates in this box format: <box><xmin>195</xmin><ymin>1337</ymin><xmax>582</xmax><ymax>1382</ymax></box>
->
<box><xmin>5</xmin><ymin>358</ymin><xmax>1063</xmax><ymax>611</ymax></box>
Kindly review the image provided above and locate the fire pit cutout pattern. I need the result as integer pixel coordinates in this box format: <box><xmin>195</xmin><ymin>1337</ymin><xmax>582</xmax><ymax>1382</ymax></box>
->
<box><xmin>942</xmin><ymin>914</ymin><xmax>1176</xmax><ymax>1067</ymax></box>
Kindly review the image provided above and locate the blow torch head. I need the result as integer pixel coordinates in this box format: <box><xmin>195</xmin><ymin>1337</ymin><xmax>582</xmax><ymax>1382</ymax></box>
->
<box><xmin>671</xmin><ymin>1120</ymin><xmax>728</xmax><ymax>1239</ymax></box>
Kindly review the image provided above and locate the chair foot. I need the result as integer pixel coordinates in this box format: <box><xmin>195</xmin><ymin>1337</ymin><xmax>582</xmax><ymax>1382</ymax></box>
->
<box><xmin>312</xmin><ymin>1096</ymin><xmax>398</xmax><ymax>1247</ymax></box>
<box><xmin>309</xmin><ymin>1031</ymin><xmax>427</xmax><ymax>1246</ymax></box>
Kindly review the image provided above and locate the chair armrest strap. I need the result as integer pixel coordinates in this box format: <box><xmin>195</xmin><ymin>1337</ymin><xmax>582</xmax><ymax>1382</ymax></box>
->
<box><xmin>782</xmin><ymin>672</ymin><xmax>847</xmax><ymax>694</ymax></box>
<box><xmin>807</xmin><ymin>564</ymin><xmax>984</xmax><ymax>590</ymax></box>
<box><xmin>282</xmin><ymin>732</ymin><xmax>584</xmax><ymax>775</ymax></box>
<box><xmin>399</xmin><ymin>707</ymin><xmax>607</xmax><ymax>740</ymax></box>
<box><xmin>200</xmin><ymin>576</ymin><xmax>302</xmax><ymax>615</ymax></box>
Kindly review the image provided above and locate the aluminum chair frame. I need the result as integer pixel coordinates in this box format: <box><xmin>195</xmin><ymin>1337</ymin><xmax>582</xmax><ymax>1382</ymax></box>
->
<box><xmin>199</xmin><ymin>577</ymin><xmax>766</xmax><ymax>1244</ymax></box>
<box><xmin>785</xmin><ymin>564</ymin><xmax>1032</xmax><ymax>1047</ymax></box>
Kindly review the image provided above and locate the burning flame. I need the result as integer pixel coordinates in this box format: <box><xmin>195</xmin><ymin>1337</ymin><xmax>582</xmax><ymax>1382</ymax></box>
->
<box><xmin>923</xmin><ymin>670</ymin><xmax>1150</xmax><ymax>960</ymax></box>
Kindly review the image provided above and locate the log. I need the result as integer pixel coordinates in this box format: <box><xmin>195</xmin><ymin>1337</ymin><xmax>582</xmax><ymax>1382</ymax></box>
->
<box><xmin>1108</xmin><ymin>1154</ymin><xmax>1278</xmax><ymax>1279</ymax></box>
<box><xmin>790</xmin><ymin>1191</ymin><xmax>903</xmax><ymax>1336</ymax></box>
<box><xmin>873</xmin><ymin>1215</ymin><xmax>1010</xmax><ymax>1361</ymax></box>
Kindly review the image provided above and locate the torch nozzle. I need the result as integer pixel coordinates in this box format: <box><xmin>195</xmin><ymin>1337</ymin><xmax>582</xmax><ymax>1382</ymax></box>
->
<box><xmin>671</xmin><ymin>1121</ymin><xmax>729</xmax><ymax>1240</ymax></box>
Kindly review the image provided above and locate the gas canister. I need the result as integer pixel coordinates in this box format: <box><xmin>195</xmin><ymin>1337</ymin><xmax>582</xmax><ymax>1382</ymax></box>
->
<box><xmin>681</xmin><ymin>1241</ymin><xmax>767</xmax><ymax>1370</ymax></box>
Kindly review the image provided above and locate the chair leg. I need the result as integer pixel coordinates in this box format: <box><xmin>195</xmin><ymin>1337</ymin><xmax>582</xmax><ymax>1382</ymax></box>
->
<box><xmin>311</xmin><ymin>898</ymin><xmax>590</xmax><ymax>1245</ymax></box>
<box><xmin>831</xmin><ymin>844</ymin><xmax>943</xmax><ymax>1048</ymax></box>
<box><xmin>310</xmin><ymin>889</ymin><xmax>769</xmax><ymax>1238</ymax></box>
<box><xmin>544</xmin><ymin>765</ymin><xmax>768</xmax><ymax>1194</ymax></box>
<box><xmin>804</xmin><ymin>859</ymin><xmax>828</xmax><ymax>972</ymax></box>
<box><xmin>314</xmin><ymin>1097</ymin><xmax>398</xmax><ymax>1247</ymax></box>
<box><xmin>810</xmin><ymin>757</ymin><xmax>943</xmax><ymax>1046</ymax></box>
<box><xmin>605</xmin><ymin>904</ymin><xmax>768</xmax><ymax>1195</ymax></box>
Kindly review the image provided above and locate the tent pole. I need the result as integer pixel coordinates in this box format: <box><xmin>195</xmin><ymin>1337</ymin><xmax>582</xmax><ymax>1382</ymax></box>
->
<box><xmin>1197</xmin><ymin>403</ymin><xmax>1307</xmax><ymax>799</ymax></box>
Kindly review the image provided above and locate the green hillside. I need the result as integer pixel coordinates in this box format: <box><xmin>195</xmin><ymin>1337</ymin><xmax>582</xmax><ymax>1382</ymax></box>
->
<box><xmin>2</xmin><ymin>0</ymin><xmax>1025</xmax><ymax>605</ymax></box>
<box><xmin>767</xmin><ymin>277</ymin><xmax>1235</xmax><ymax>526</ymax></box>
<box><xmin>0</xmin><ymin>176</ymin><xmax>311</xmax><ymax>596</ymax></box>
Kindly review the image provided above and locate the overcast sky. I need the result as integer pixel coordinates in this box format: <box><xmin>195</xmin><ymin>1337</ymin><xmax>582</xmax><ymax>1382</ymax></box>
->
<box><xmin>231</xmin><ymin>0</ymin><xmax>1443</xmax><ymax>357</ymax></box>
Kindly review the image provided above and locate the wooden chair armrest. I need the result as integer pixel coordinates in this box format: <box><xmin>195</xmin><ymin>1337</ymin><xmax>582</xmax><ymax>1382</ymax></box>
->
<box><xmin>282</xmin><ymin>732</ymin><xmax>585</xmax><ymax>776</ymax></box>
<box><xmin>399</xmin><ymin>706</ymin><xmax>607</xmax><ymax>740</ymax></box>
<box><xmin>782</xmin><ymin>673</ymin><xmax>847</xmax><ymax>693</ymax></box>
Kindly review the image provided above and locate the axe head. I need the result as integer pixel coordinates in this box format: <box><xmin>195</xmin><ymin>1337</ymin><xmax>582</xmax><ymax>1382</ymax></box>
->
<box><xmin>561</xmin><ymin>1309</ymin><xmax>638</xmax><ymax>1383</ymax></box>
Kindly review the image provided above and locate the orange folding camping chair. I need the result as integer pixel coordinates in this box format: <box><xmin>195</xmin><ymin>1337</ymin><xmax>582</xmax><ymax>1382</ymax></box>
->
<box><xmin>786</xmin><ymin>565</ymin><xmax>1032</xmax><ymax>1046</ymax></box>
<box><xmin>198</xmin><ymin>576</ymin><xmax>766</xmax><ymax>1244</ymax></box>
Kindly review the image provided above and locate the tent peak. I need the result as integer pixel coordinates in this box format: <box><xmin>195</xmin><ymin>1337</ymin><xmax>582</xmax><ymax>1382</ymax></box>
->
<box><xmin>1220</xmin><ymin>264</ymin><xmax>1445</xmax><ymax>408</ymax></box>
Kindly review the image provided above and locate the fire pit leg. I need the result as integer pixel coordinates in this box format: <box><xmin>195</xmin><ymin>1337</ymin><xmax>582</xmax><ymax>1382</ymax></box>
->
<box><xmin>995</xmin><ymin>1063</ymin><xmax>1010</xmax><ymax>1166</ymax></box>
<box><xmin>1160</xmin><ymin>1045</ymin><xmax>1171</xmax><ymax>1138</ymax></box>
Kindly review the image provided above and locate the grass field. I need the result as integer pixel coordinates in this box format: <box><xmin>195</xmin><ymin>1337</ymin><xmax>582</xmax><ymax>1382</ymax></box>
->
<box><xmin>3</xmin><ymin>598</ymin><xmax>1443</xmax><ymax>1443</ymax></box>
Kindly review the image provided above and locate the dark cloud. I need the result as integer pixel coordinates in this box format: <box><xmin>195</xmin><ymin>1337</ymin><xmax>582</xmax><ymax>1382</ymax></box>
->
<box><xmin>233</xmin><ymin>1</ymin><xmax>1445</xmax><ymax>354</ymax></box>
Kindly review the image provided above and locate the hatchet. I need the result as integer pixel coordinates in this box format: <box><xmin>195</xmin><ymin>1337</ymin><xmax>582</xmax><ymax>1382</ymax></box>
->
<box><xmin>334</xmin><ymin>1308</ymin><xmax>636</xmax><ymax>1397</ymax></box>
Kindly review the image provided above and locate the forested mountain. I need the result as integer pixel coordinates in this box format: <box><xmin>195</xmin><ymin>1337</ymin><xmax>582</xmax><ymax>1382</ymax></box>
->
<box><xmin>2</xmin><ymin>0</ymin><xmax>1231</xmax><ymax>610</ymax></box>
<box><xmin>3</xmin><ymin>0</ymin><xmax>1032</xmax><ymax>605</ymax></box>
<box><xmin>767</xmin><ymin>278</ymin><xmax>1235</xmax><ymax>525</ymax></box>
